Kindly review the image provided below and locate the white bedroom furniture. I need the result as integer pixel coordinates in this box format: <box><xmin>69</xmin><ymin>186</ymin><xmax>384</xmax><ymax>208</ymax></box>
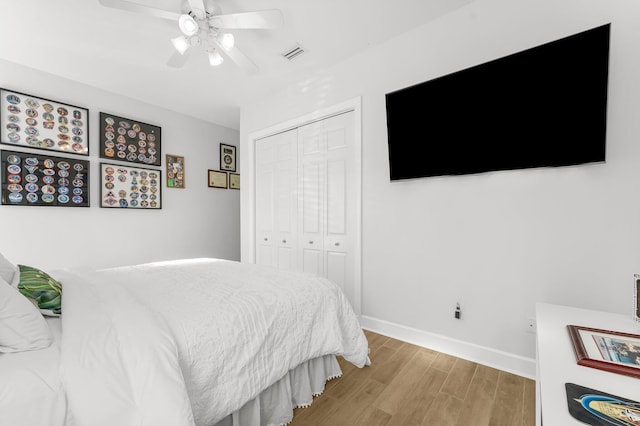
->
<box><xmin>535</xmin><ymin>302</ymin><xmax>640</xmax><ymax>425</ymax></box>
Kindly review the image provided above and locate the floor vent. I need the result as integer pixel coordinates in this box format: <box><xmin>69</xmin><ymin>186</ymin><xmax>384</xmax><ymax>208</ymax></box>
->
<box><xmin>282</xmin><ymin>44</ymin><xmax>306</xmax><ymax>61</ymax></box>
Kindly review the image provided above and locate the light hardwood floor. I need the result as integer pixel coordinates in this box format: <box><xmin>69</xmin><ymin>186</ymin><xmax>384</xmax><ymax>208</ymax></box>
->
<box><xmin>289</xmin><ymin>330</ymin><xmax>536</xmax><ymax>426</ymax></box>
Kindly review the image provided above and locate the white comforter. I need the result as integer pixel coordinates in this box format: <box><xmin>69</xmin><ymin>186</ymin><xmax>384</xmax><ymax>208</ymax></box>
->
<box><xmin>58</xmin><ymin>259</ymin><xmax>369</xmax><ymax>426</ymax></box>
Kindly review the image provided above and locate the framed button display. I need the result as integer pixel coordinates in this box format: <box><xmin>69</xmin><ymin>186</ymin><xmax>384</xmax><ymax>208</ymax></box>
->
<box><xmin>100</xmin><ymin>162</ymin><xmax>161</xmax><ymax>209</ymax></box>
<box><xmin>99</xmin><ymin>112</ymin><xmax>161</xmax><ymax>166</ymax></box>
<box><xmin>1</xmin><ymin>149</ymin><xmax>89</xmax><ymax>207</ymax></box>
<box><xmin>166</xmin><ymin>154</ymin><xmax>185</xmax><ymax>188</ymax></box>
<box><xmin>1</xmin><ymin>88</ymin><xmax>89</xmax><ymax>156</ymax></box>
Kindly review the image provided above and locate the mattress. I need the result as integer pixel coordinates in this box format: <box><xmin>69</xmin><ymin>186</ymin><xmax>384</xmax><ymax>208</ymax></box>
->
<box><xmin>0</xmin><ymin>317</ymin><xmax>66</xmax><ymax>426</ymax></box>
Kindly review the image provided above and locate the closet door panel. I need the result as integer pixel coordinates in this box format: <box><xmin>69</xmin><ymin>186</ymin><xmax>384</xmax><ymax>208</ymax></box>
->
<box><xmin>274</xmin><ymin>130</ymin><xmax>298</xmax><ymax>271</ymax></box>
<box><xmin>302</xmin><ymin>248</ymin><xmax>322</xmax><ymax>276</ymax></box>
<box><xmin>255</xmin><ymin>129</ymin><xmax>298</xmax><ymax>270</ymax></box>
<box><xmin>299</xmin><ymin>121</ymin><xmax>325</xmax><ymax>275</ymax></box>
<box><xmin>256</xmin><ymin>244</ymin><xmax>275</xmax><ymax>267</ymax></box>
<box><xmin>255</xmin><ymin>165</ymin><xmax>275</xmax><ymax>267</ymax></box>
<box><xmin>277</xmin><ymin>247</ymin><xmax>293</xmax><ymax>271</ymax></box>
<box><xmin>324</xmin><ymin>112</ymin><xmax>354</xmax><ymax>253</ymax></box>
<box><xmin>326</xmin><ymin>250</ymin><xmax>348</xmax><ymax>292</ymax></box>
<box><xmin>326</xmin><ymin>159</ymin><xmax>346</xmax><ymax>236</ymax></box>
<box><xmin>301</xmin><ymin>162</ymin><xmax>322</xmax><ymax>234</ymax></box>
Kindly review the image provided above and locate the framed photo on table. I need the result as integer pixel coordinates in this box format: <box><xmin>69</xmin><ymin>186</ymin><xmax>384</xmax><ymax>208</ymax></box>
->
<box><xmin>208</xmin><ymin>170</ymin><xmax>227</xmax><ymax>188</ymax></box>
<box><xmin>220</xmin><ymin>143</ymin><xmax>236</xmax><ymax>172</ymax></box>
<box><xmin>1</xmin><ymin>88</ymin><xmax>89</xmax><ymax>155</ymax></box>
<box><xmin>567</xmin><ymin>325</ymin><xmax>640</xmax><ymax>378</ymax></box>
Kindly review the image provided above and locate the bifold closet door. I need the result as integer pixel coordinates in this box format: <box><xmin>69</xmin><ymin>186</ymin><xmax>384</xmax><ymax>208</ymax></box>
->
<box><xmin>254</xmin><ymin>129</ymin><xmax>298</xmax><ymax>271</ymax></box>
<box><xmin>254</xmin><ymin>110</ymin><xmax>356</xmax><ymax>304</ymax></box>
<box><xmin>298</xmin><ymin>111</ymin><xmax>355</xmax><ymax>300</ymax></box>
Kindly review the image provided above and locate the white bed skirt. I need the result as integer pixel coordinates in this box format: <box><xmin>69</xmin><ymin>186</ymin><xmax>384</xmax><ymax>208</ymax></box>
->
<box><xmin>213</xmin><ymin>355</ymin><xmax>342</xmax><ymax>426</ymax></box>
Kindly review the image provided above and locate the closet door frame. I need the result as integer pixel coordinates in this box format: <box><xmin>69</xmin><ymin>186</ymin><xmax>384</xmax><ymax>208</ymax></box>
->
<box><xmin>246</xmin><ymin>97</ymin><xmax>362</xmax><ymax>315</ymax></box>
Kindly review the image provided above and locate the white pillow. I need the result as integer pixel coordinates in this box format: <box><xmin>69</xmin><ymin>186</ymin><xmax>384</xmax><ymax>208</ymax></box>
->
<box><xmin>0</xmin><ymin>253</ymin><xmax>18</xmax><ymax>284</ymax></box>
<box><xmin>0</xmin><ymin>277</ymin><xmax>52</xmax><ymax>353</ymax></box>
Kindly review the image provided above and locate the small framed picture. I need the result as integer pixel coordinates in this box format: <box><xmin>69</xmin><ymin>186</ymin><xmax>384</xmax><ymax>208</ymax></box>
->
<box><xmin>635</xmin><ymin>274</ymin><xmax>640</xmax><ymax>323</ymax></box>
<box><xmin>567</xmin><ymin>325</ymin><xmax>640</xmax><ymax>378</ymax></box>
<box><xmin>220</xmin><ymin>143</ymin><xmax>236</xmax><ymax>172</ymax></box>
<box><xmin>166</xmin><ymin>154</ymin><xmax>185</xmax><ymax>188</ymax></box>
<box><xmin>208</xmin><ymin>170</ymin><xmax>227</xmax><ymax>188</ymax></box>
<box><xmin>229</xmin><ymin>173</ymin><xmax>240</xmax><ymax>190</ymax></box>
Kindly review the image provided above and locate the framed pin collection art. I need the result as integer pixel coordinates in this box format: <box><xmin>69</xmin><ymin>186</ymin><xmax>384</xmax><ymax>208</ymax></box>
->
<box><xmin>166</xmin><ymin>154</ymin><xmax>185</xmax><ymax>188</ymax></box>
<box><xmin>99</xmin><ymin>112</ymin><xmax>161</xmax><ymax>166</ymax></box>
<box><xmin>100</xmin><ymin>163</ymin><xmax>161</xmax><ymax>209</ymax></box>
<box><xmin>1</xmin><ymin>88</ymin><xmax>89</xmax><ymax>155</ymax></box>
<box><xmin>1</xmin><ymin>150</ymin><xmax>89</xmax><ymax>207</ymax></box>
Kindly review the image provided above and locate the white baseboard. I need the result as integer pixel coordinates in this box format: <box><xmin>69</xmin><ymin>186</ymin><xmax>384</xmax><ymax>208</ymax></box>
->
<box><xmin>359</xmin><ymin>315</ymin><xmax>536</xmax><ymax>380</ymax></box>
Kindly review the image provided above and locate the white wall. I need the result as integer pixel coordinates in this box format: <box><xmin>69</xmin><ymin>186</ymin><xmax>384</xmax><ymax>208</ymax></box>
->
<box><xmin>0</xmin><ymin>59</ymin><xmax>240</xmax><ymax>271</ymax></box>
<box><xmin>240</xmin><ymin>0</ymin><xmax>640</xmax><ymax>369</ymax></box>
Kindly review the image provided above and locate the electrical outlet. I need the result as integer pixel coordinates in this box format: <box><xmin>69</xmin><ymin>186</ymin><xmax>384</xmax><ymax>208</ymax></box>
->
<box><xmin>455</xmin><ymin>303</ymin><xmax>461</xmax><ymax>319</ymax></box>
<box><xmin>526</xmin><ymin>317</ymin><xmax>536</xmax><ymax>334</ymax></box>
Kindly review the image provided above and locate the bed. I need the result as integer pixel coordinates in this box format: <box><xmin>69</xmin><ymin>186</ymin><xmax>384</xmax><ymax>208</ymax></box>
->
<box><xmin>0</xmin><ymin>257</ymin><xmax>370</xmax><ymax>426</ymax></box>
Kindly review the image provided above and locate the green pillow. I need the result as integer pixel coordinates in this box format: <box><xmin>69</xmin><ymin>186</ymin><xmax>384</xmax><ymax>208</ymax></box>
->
<box><xmin>17</xmin><ymin>265</ymin><xmax>62</xmax><ymax>317</ymax></box>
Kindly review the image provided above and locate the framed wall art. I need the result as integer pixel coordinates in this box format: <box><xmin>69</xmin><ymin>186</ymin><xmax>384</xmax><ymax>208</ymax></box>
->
<box><xmin>1</xmin><ymin>88</ymin><xmax>89</xmax><ymax>155</ymax></box>
<box><xmin>166</xmin><ymin>154</ymin><xmax>185</xmax><ymax>188</ymax></box>
<box><xmin>229</xmin><ymin>173</ymin><xmax>240</xmax><ymax>190</ymax></box>
<box><xmin>100</xmin><ymin>163</ymin><xmax>161</xmax><ymax>209</ymax></box>
<box><xmin>567</xmin><ymin>324</ymin><xmax>640</xmax><ymax>379</ymax></box>
<box><xmin>208</xmin><ymin>170</ymin><xmax>227</xmax><ymax>188</ymax></box>
<box><xmin>1</xmin><ymin>149</ymin><xmax>90</xmax><ymax>207</ymax></box>
<box><xmin>99</xmin><ymin>112</ymin><xmax>161</xmax><ymax>166</ymax></box>
<box><xmin>220</xmin><ymin>143</ymin><xmax>236</xmax><ymax>172</ymax></box>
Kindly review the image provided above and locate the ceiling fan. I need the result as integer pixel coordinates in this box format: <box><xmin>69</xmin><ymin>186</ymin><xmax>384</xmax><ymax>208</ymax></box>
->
<box><xmin>98</xmin><ymin>0</ymin><xmax>284</xmax><ymax>73</ymax></box>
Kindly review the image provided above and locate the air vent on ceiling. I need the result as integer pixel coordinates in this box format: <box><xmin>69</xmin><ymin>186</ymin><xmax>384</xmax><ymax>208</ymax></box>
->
<box><xmin>282</xmin><ymin>44</ymin><xmax>306</xmax><ymax>61</ymax></box>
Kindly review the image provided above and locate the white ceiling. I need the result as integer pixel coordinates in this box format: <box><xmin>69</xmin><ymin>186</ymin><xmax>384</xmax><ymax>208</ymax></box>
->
<box><xmin>0</xmin><ymin>0</ymin><xmax>472</xmax><ymax>129</ymax></box>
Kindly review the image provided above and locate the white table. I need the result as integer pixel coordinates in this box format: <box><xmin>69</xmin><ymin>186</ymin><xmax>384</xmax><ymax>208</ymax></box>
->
<box><xmin>536</xmin><ymin>302</ymin><xmax>640</xmax><ymax>425</ymax></box>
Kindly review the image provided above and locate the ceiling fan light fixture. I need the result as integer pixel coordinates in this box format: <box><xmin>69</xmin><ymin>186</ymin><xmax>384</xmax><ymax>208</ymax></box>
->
<box><xmin>178</xmin><ymin>13</ymin><xmax>199</xmax><ymax>36</ymax></box>
<box><xmin>171</xmin><ymin>35</ymin><xmax>191</xmax><ymax>55</ymax></box>
<box><xmin>208</xmin><ymin>49</ymin><xmax>224</xmax><ymax>66</ymax></box>
<box><xmin>218</xmin><ymin>33</ymin><xmax>235</xmax><ymax>51</ymax></box>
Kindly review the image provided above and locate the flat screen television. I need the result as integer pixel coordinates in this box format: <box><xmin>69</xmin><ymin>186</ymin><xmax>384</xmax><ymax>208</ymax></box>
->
<box><xmin>385</xmin><ymin>24</ymin><xmax>610</xmax><ymax>180</ymax></box>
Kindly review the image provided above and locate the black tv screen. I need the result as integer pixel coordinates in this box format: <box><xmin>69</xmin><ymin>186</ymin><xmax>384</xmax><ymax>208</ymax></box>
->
<box><xmin>385</xmin><ymin>24</ymin><xmax>610</xmax><ymax>180</ymax></box>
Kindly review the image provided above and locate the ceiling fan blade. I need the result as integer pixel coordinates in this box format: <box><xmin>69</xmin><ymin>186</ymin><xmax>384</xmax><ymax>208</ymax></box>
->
<box><xmin>209</xmin><ymin>9</ymin><xmax>284</xmax><ymax>29</ymax></box>
<box><xmin>98</xmin><ymin>0</ymin><xmax>181</xmax><ymax>21</ymax></box>
<box><xmin>167</xmin><ymin>49</ymin><xmax>192</xmax><ymax>68</ymax></box>
<box><xmin>213</xmin><ymin>40</ymin><xmax>258</xmax><ymax>75</ymax></box>
<box><xmin>186</xmin><ymin>0</ymin><xmax>207</xmax><ymax>19</ymax></box>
